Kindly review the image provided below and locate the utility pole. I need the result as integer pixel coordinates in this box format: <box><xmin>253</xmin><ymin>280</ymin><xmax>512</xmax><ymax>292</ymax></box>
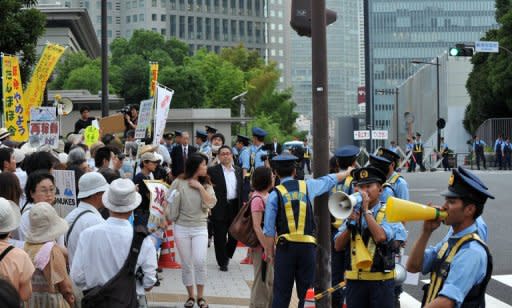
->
<box><xmin>101</xmin><ymin>0</ymin><xmax>109</xmax><ymax>117</ymax></box>
<box><xmin>311</xmin><ymin>1</ymin><xmax>330</xmax><ymax>306</ymax></box>
<box><xmin>363</xmin><ymin>0</ymin><xmax>373</xmax><ymax>152</ymax></box>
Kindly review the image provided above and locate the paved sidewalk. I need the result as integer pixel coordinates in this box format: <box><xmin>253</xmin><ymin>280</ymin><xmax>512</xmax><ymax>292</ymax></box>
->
<box><xmin>147</xmin><ymin>245</ymin><xmax>299</xmax><ymax>308</ymax></box>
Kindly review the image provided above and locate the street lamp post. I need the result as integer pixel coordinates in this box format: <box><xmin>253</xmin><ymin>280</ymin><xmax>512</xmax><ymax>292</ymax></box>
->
<box><xmin>411</xmin><ymin>57</ymin><xmax>441</xmax><ymax>151</ymax></box>
<box><xmin>375</xmin><ymin>88</ymin><xmax>399</xmax><ymax>145</ymax></box>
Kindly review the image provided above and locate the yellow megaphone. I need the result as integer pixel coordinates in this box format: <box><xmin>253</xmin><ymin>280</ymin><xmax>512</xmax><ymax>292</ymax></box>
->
<box><xmin>386</xmin><ymin>197</ymin><xmax>448</xmax><ymax>223</ymax></box>
<box><xmin>352</xmin><ymin>233</ymin><xmax>373</xmax><ymax>270</ymax></box>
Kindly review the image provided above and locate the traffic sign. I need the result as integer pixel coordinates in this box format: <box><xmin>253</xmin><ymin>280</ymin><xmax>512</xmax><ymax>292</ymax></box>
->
<box><xmin>372</xmin><ymin>130</ymin><xmax>388</xmax><ymax>140</ymax></box>
<box><xmin>354</xmin><ymin>130</ymin><xmax>370</xmax><ymax>140</ymax></box>
<box><xmin>475</xmin><ymin>41</ymin><xmax>499</xmax><ymax>53</ymax></box>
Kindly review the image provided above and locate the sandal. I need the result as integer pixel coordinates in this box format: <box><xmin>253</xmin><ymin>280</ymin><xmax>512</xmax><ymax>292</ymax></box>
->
<box><xmin>184</xmin><ymin>297</ymin><xmax>195</xmax><ymax>308</ymax></box>
<box><xmin>197</xmin><ymin>297</ymin><xmax>209</xmax><ymax>308</ymax></box>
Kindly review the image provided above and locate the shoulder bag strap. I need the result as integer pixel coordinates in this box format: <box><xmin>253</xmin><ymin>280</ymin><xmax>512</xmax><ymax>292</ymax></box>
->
<box><xmin>65</xmin><ymin>210</ymin><xmax>94</xmax><ymax>247</ymax></box>
<box><xmin>0</xmin><ymin>246</ymin><xmax>14</xmax><ymax>262</ymax></box>
<box><xmin>125</xmin><ymin>228</ymin><xmax>148</xmax><ymax>273</ymax></box>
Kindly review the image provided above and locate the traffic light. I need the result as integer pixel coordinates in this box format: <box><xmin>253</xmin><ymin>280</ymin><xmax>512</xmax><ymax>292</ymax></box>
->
<box><xmin>290</xmin><ymin>0</ymin><xmax>337</xmax><ymax>37</ymax></box>
<box><xmin>449</xmin><ymin>44</ymin><xmax>474</xmax><ymax>57</ymax></box>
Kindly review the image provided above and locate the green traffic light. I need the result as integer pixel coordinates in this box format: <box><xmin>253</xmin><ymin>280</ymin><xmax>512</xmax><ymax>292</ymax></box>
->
<box><xmin>449</xmin><ymin>47</ymin><xmax>460</xmax><ymax>56</ymax></box>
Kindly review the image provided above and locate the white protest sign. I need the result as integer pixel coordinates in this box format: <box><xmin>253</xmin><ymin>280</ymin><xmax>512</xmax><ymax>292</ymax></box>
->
<box><xmin>354</xmin><ymin>130</ymin><xmax>370</xmax><ymax>140</ymax></box>
<box><xmin>52</xmin><ymin>169</ymin><xmax>77</xmax><ymax>218</ymax></box>
<box><xmin>153</xmin><ymin>84</ymin><xmax>174</xmax><ymax>146</ymax></box>
<box><xmin>372</xmin><ymin>130</ymin><xmax>388</xmax><ymax>140</ymax></box>
<box><xmin>144</xmin><ymin>180</ymin><xmax>169</xmax><ymax>232</ymax></box>
<box><xmin>135</xmin><ymin>98</ymin><xmax>154</xmax><ymax>139</ymax></box>
<box><xmin>29</xmin><ymin>107</ymin><xmax>59</xmax><ymax>148</ymax></box>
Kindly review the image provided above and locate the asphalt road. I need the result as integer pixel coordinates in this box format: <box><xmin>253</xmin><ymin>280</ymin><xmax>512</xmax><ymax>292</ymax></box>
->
<box><xmin>400</xmin><ymin>170</ymin><xmax>512</xmax><ymax>306</ymax></box>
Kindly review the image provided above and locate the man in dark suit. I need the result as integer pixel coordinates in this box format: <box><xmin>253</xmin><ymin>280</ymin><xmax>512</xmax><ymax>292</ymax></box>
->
<box><xmin>170</xmin><ymin>131</ymin><xmax>197</xmax><ymax>178</ymax></box>
<box><xmin>270</xmin><ymin>136</ymin><xmax>282</xmax><ymax>159</ymax></box>
<box><xmin>207</xmin><ymin>145</ymin><xmax>243</xmax><ymax>271</ymax></box>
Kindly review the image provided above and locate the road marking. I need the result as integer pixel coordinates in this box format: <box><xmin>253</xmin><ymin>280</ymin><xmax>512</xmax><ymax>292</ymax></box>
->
<box><xmin>494</xmin><ymin>275</ymin><xmax>512</xmax><ymax>286</ymax></box>
<box><xmin>485</xmin><ymin>295</ymin><xmax>511</xmax><ymax>307</ymax></box>
<box><xmin>400</xmin><ymin>292</ymin><xmax>422</xmax><ymax>307</ymax></box>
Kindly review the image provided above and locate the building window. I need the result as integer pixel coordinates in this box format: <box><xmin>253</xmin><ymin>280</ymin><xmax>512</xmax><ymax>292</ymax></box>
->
<box><xmin>247</xmin><ymin>21</ymin><xmax>253</xmax><ymax>43</ymax></box>
<box><xmin>139</xmin><ymin>0</ymin><xmax>144</xmax><ymax>7</ymax></box>
<box><xmin>133</xmin><ymin>14</ymin><xmax>137</xmax><ymax>22</ymax></box>
<box><xmin>126</xmin><ymin>1</ymin><xmax>130</xmax><ymax>9</ymax></box>
<box><xmin>161</xmin><ymin>15</ymin><xmax>166</xmax><ymax>22</ymax></box>
<box><xmin>152</xmin><ymin>14</ymin><xmax>157</xmax><ymax>21</ymax></box>
<box><xmin>231</xmin><ymin>20</ymin><xmax>237</xmax><ymax>40</ymax></box>
<box><xmin>108</xmin><ymin>16</ymin><xmax>112</xmax><ymax>24</ymax></box>
<box><xmin>278</xmin><ymin>36</ymin><xmax>283</xmax><ymax>44</ymax></box>
<box><xmin>152</xmin><ymin>0</ymin><xmax>157</xmax><ymax>7</ymax></box>
<box><xmin>107</xmin><ymin>1</ymin><xmax>112</xmax><ymax>9</ymax></box>
<box><xmin>278</xmin><ymin>24</ymin><xmax>283</xmax><ymax>31</ymax></box>
<box><xmin>188</xmin><ymin>0</ymin><xmax>193</xmax><ymax>11</ymax></box>
<box><xmin>170</xmin><ymin>15</ymin><xmax>177</xmax><ymax>36</ymax></box>
<box><xmin>161</xmin><ymin>29</ymin><xmax>166</xmax><ymax>35</ymax></box>
<box><xmin>222</xmin><ymin>19</ymin><xmax>228</xmax><ymax>41</ymax></box>
<box><xmin>126</xmin><ymin>16</ymin><xmax>131</xmax><ymax>23</ymax></box>
<box><xmin>132</xmin><ymin>0</ymin><xmax>136</xmax><ymax>8</ymax></box>
<box><xmin>222</xmin><ymin>0</ymin><xmax>228</xmax><ymax>13</ymax></box>
<box><xmin>97</xmin><ymin>16</ymin><xmax>101</xmax><ymax>23</ymax></box>
<box><xmin>140</xmin><ymin>14</ymin><xmax>144</xmax><ymax>21</ymax></box>
<box><xmin>271</xmin><ymin>49</ymin><xmax>276</xmax><ymax>56</ymax></box>
<box><xmin>270</xmin><ymin>23</ymin><xmax>275</xmax><ymax>30</ymax></box>
<box><xmin>278</xmin><ymin>50</ymin><xmax>283</xmax><ymax>56</ymax></box>
<box><xmin>214</xmin><ymin>18</ymin><xmax>220</xmax><ymax>40</ymax></box>
<box><xmin>170</xmin><ymin>0</ymin><xmax>176</xmax><ymax>9</ymax></box>
<box><xmin>239</xmin><ymin>20</ymin><xmax>245</xmax><ymax>39</ymax></box>
<box><xmin>214</xmin><ymin>0</ymin><xmax>220</xmax><ymax>13</ymax></box>
<box><xmin>197</xmin><ymin>17</ymin><xmax>203</xmax><ymax>39</ymax></box>
<box><xmin>239</xmin><ymin>0</ymin><xmax>244</xmax><ymax>14</ymax></box>
<box><xmin>231</xmin><ymin>0</ymin><xmax>236</xmax><ymax>14</ymax></box>
<box><xmin>108</xmin><ymin>30</ymin><xmax>112</xmax><ymax>37</ymax></box>
<box><xmin>152</xmin><ymin>28</ymin><xmax>157</xmax><ymax>32</ymax></box>
<box><xmin>179</xmin><ymin>0</ymin><xmax>185</xmax><ymax>10</ymax></box>
<box><xmin>255</xmin><ymin>0</ymin><xmax>260</xmax><ymax>16</ymax></box>
<box><xmin>270</xmin><ymin>36</ymin><xmax>275</xmax><ymax>43</ymax></box>
<box><xmin>188</xmin><ymin>16</ymin><xmax>194</xmax><ymax>39</ymax></box>
<box><xmin>247</xmin><ymin>0</ymin><xmax>252</xmax><ymax>15</ymax></box>
<box><xmin>206</xmin><ymin>18</ymin><xmax>212</xmax><ymax>40</ymax></box>
<box><xmin>179</xmin><ymin>16</ymin><xmax>185</xmax><ymax>38</ymax></box>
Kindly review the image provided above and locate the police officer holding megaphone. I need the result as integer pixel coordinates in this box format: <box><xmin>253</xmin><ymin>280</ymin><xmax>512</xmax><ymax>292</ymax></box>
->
<box><xmin>406</xmin><ymin>167</ymin><xmax>494</xmax><ymax>308</ymax></box>
<box><xmin>334</xmin><ymin>167</ymin><xmax>406</xmax><ymax>308</ymax></box>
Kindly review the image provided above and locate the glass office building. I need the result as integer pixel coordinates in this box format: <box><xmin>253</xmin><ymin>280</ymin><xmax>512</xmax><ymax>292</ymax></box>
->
<box><xmin>369</xmin><ymin>0</ymin><xmax>498</xmax><ymax>133</ymax></box>
<box><xmin>290</xmin><ymin>0</ymin><xmax>361</xmax><ymax>118</ymax></box>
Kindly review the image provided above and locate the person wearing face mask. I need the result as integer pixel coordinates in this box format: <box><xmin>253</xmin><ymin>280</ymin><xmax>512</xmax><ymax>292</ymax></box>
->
<box><xmin>209</xmin><ymin>133</ymin><xmax>225</xmax><ymax>166</ymax></box>
<box><xmin>334</xmin><ymin>167</ymin><xmax>406</xmax><ymax>308</ymax></box>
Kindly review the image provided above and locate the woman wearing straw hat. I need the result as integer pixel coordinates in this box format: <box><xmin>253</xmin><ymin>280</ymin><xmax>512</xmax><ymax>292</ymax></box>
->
<box><xmin>0</xmin><ymin>197</ymin><xmax>35</xmax><ymax>301</ymax></box>
<box><xmin>24</xmin><ymin>202</ymin><xmax>75</xmax><ymax>307</ymax></box>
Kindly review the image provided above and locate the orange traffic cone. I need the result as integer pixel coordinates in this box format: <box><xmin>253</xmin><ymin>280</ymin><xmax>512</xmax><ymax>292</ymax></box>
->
<box><xmin>158</xmin><ymin>223</ymin><xmax>181</xmax><ymax>269</ymax></box>
<box><xmin>304</xmin><ymin>288</ymin><xmax>315</xmax><ymax>308</ymax></box>
<box><xmin>240</xmin><ymin>247</ymin><xmax>253</xmax><ymax>264</ymax></box>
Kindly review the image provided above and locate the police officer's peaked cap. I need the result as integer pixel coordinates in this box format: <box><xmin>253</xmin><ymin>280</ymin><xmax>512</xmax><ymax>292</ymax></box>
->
<box><xmin>174</xmin><ymin>130</ymin><xmax>183</xmax><ymax>137</ymax></box>
<box><xmin>205</xmin><ymin>125</ymin><xmax>217</xmax><ymax>134</ymax></box>
<box><xmin>416</xmin><ymin>132</ymin><xmax>422</xmax><ymax>137</ymax></box>
<box><xmin>368</xmin><ymin>154</ymin><xmax>392</xmax><ymax>175</ymax></box>
<box><xmin>351</xmin><ymin>167</ymin><xmax>386</xmax><ymax>185</ymax></box>
<box><xmin>441</xmin><ymin>168</ymin><xmax>494</xmax><ymax>205</ymax></box>
<box><xmin>335</xmin><ymin>145</ymin><xmax>360</xmax><ymax>158</ymax></box>
<box><xmin>195</xmin><ymin>130</ymin><xmax>208</xmax><ymax>139</ymax></box>
<box><xmin>163</xmin><ymin>132</ymin><xmax>174</xmax><ymax>139</ymax></box>
<box><xmin>236</xmin><ymin>135</ymin><xmax>250</xmax><ymax>143</ymax></box>
<box><xmin>252</xmin><ymin>127</ymin><xmax>268</xmax><ymax>138</ymax></box>
<box><xmin>457</xmin><ymin>166</ymin><xmax>488</xmax><ymax>190</ymax></box>
<box><xmin>272</xmin><ymin>153</ymin><xmax>298</xmax><ymax>162</ymax></box>
<box><xmin>377</xmin><ymin>147</ymin><xmax>400</xmax><ymax>162</ymax></box>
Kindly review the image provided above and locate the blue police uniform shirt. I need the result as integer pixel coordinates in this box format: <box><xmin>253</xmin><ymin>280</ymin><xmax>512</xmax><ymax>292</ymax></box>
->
<box><xmin>472</xmin><ymin>140</ymin><xmax>486</xmax><ymax>151</ymax></box>
<box><xmin>334</xmin><ymin>201</ymin><xmax>407</xmax><ymax>242</ymax></box>
<box><xmin>199</xmin><ymin>143</ymin><xmax>212</xmax><ymax>154</ymax></box>
<box><xmin>502</xmin><ymin>142</ymin><xmax>511</xmax><ymax>152</ymax></box>
<box><xmin>406</xmin><ymin>142</ymin><xmax>414</xmax><ymax>152</ymax></box>
<box><xmin>250</xmin><ymin>144</ymin><xmax>268</xmax><ymax>168</ymax></box>
<box><xmin>441</xmin><ymin>143</ymin><xmax>449</xmax><ymax>150</ymax></box>
<box><xmin>443</xmin><ymin>216</ymin><xmax>488</xmax><ymax>243</ymax></box>
<box><xmin>422</xmin><ymin>223</ymin><xmax>487</xmax><ymax>307</ymax></box>
<box><xmin>380</xmin><ymin>172</ymin><xmax>410</xmax><ymax>203</ymax></box>
<box><xmin>263</xmin><ymin>174</ymin><xmax>338</xmax><ymax>237</ymax></box>
<box><xmin>332</xmin><ymin>174</ymin><xmax>354</xmax><ymax>195</ymax></box>
<box><xmin>239</xmin><ymin>146</ymin><xmax>250</xmax><ymax>170</ymax></box>
<box><xmin>389</xmin><ymin>146</ymin><xmax>398</xmax><ymax>153</ymax></box>
<box><xmin>494</xmin><ymin>139</ymin><xmax>503</xmax><ymax>152</ymax></box>
<box><xmin>232</xmin><ymin>146</ymin><xmax>239</xmax><ymax>157</ymax></box>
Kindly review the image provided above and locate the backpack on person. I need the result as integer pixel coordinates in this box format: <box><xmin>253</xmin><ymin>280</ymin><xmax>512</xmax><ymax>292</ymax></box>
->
<box><xmin>81</xmin><ymin>227</ymin><xmax>148</xmax><ymax>308</ymax></box>
<box><xmin>228</xmin><ymin>195</ymin><xmax>263</xmax><ymax>248</ymax></box>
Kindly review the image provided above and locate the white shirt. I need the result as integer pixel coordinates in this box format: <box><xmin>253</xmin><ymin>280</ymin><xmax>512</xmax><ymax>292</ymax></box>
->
<box><xmin>19</xmin><ymin>203</ymin><xmax>65</xmax><ymax>246</ymax></box>
<box><xmin>64</xmin><ymin>201</ymin><xmax>105</xmax><ymax>267</ymax></box>
<box><xmin>222</xmin><ymin>164</ymin><xmax>237</xmax><ymax>200</ymax></box>
<box><xmin>182</xmin><ymin>145</ymin><xmax>189</xmax><ymax>158</ymax></box>
<box><xmin>70</xmin><ymin>217</ymin><xmax>157</xmax><ymax>295</ymax></box>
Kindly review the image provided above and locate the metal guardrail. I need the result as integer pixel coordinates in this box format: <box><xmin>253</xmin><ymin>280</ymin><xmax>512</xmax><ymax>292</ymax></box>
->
<box><xmin>475</xmin><ymin>118</ymin><xmax>512</xmax><ymax>145</ymax></box>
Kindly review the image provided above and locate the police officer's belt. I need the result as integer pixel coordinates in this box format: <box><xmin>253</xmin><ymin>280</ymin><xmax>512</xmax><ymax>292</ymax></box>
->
<box><xmin>345</xmin><ymin>271</ymin><xmax>395</xmax><ymax>281</ymax></box>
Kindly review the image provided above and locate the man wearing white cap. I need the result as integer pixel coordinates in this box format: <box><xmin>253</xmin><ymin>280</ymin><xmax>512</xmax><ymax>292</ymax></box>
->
<box><xmin>65</xmin><ymin>172</ymin><xmax>109</xmax><ymax>266</ymax></box>
<box><xmin>0</xmin><ymin>197</ymin><xmax>35</xmax><ymax>301</ymax></box>
<box><xmin>71</xmin><ymin>179</ymin><xmax>157</xmax><ymax>307</ymax></box>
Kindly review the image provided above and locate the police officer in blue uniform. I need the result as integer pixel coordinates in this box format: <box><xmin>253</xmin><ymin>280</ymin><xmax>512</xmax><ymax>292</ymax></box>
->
<box><xmin>205</xmin><ymin>125</ymin><xmax>217</xmax><ymax>147</ymax></box>
<box><xmin>250</xmin><ymin>127</ymin><xmax>269</xmax><ymax>169</ymax></box>
<box><xmin>263</xmin><ymin>153</ymin><xmax>354</xmax><ymax>308</ymax></box>
<box><xmin>334</xmin><ymin>167</ymin><xmax>407</xmax><ymax>308</ymax></box>
<box><xmin>330</xmin><ymin>145</ymin><xmax>360</xmax><ymax>307</ymax></box>
<box><xmin>195</xmin><ymin>130</ymin><xmax>212</xmax><ymax>154</ymax></box>
<box><xmin>235</xmin><ymin>135</ymin><xmax>251</xmax><ymax>202</ymax></box>
<box><xmin>372</xmin><ymin>147</ymin><xmax>410</xmax><ymax>307</ymax></box>
<box><xmin>407</xmin><ymin>167</ymin><xmax>494</xmax><ymax>308</ymax></box>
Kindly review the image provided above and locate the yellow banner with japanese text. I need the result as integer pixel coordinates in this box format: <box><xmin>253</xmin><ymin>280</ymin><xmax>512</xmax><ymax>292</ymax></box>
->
<box><xmin>24</xmin><ymin>43</ymin><xmax>66</xmax><ymax>110</ymax></box>
<box><xmin>149</xmin><ymin>62</ymin><xmax>159</xmax><ymax>98</ymax></box>
<box><xmin>2</xmin><ymin>54</ymin><xmax>28</xmax><ymax>142</ymax></box>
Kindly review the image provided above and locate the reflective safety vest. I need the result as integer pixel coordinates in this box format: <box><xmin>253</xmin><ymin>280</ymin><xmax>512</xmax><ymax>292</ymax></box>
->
<box><xmin>330</xmin><ymin>175</ymin><xmax>354</xmax><ymax>229</ymax></box>
<box><xmin>345</xmin><ymin>204</ymin><xmax>396</xmax><ymax>281</ymax></box>
<box><xmin>382</xmin><ymin>173</ymin><xmax>403</xmax><ymax>197</ymax></box>
<box><xmin>275</xmin><ymin>180</ymin><xmax>316</xmax><ymax>244</ymax></box>
<box><xmin>414</xmin><ymin>143</ymin><xmax>424</xmax><ymax>153</ymax></box>
<box><xmin>422</xmin><ymin>233</ymin><xmax>492</xmax><ymax>307</ymax></box>
<box><xmin>304</xmin><ymin>147</ymin><xmax>311</xmax><ymax>159</ymax></box>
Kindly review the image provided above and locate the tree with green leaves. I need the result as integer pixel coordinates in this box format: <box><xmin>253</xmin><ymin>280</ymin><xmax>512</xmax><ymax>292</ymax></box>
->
<box><xmin>0</xmin><ymin>0</ymin><xmax>46</xmax><ymax>82</ymax></box>
<box><xmin>464</xmin><ymin>1</ymin><xmax>512</xmax><ymax>133</ymax></box>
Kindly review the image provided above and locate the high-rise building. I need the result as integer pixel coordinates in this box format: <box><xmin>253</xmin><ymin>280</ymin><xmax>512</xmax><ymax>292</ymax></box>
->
<box><xmin>289</xmin><ymin>0</ymin><xmax>362</xmax><ymax>118</ymax></box>
<box><xmin>37</xmin><ymin>0</ymin><xmax>269</xmax><ymax>56</ymax></box>
<box><xmin>368</xmin><ymin>0</ymin><xmax>498</xmax><ymax>136</ymax></box>
<box><xmin>266</xmin><ymin>0</ymin><xmax>291</xmax><ymax>87</ymax></box>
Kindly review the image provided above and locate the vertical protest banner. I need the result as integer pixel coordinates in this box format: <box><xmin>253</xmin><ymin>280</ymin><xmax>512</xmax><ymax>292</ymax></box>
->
<box><xmin>144</xmin><ymin>180</ymin><xmax>170</xmax><ymax>232</ymax></box>
<box><xmin>29</xmin><ymin>107</ymin><xmax>59</xmax><ymax>148</ymax></box>
<box><xmin>2</xmin><ymin>54</ymin><xmax>28</xmax><ymax>142</ymax></box>
<box><xmin>135</xmin><ymin>98</ymin><xmax>154</xmax><ymax>139</ymax></box>
<box><xmin>149</xmin><ymin>62</ymin><xmax>159</xmax><ymax>98</ymax></box>
<box><xmin>153</xmin><ymin>84</ymin><xmax>174</xmax><ymax>145</ymax></box>
<box><xmin>52</xmin><ymin>169</ymin><xmax>77</xmax><ymax>218</ymax></box>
